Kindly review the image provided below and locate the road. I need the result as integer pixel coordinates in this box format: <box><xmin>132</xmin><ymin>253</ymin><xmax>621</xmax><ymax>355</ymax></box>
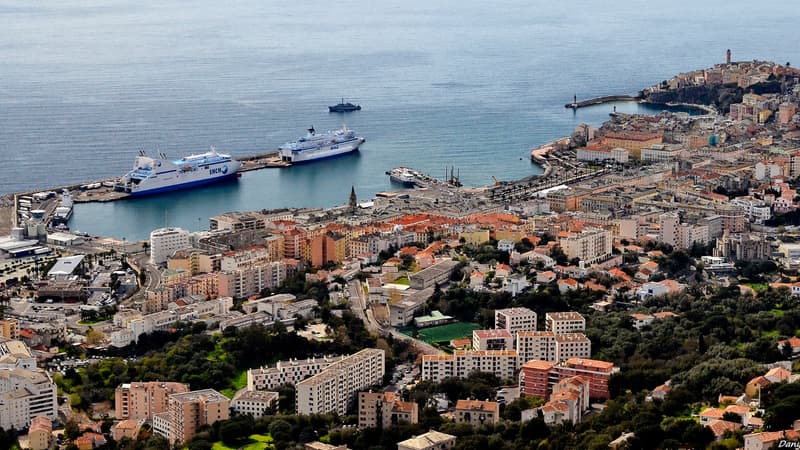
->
<box><xmin>346</xmin><ymin>280</ymin><xmax>441</xmax><ymax>356</ymax></box>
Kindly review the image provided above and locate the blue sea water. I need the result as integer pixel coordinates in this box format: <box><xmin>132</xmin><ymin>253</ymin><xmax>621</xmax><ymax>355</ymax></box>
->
<box><xmin>1</xmin><ymin>0</ymin><xmax>799</xmax><ymax>240</ymax></box>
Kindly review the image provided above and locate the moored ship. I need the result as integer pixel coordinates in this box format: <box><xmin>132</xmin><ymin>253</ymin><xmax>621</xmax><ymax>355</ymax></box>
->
<box><xmin>115</xmin><ymin>148</ymin><xmax>241</xmax><ymax>196</ymax></box>
<box><xmin>279</xmin><ymin>126</ymin><xmax>365</xmax><ymax>164</ymax></box>
<box><xmin>52</xmin><ymin>190</ymin><xmax>74</xmax><ymax>224</ymax></box>
<box><xmin>386</xmin><ymin>167</ymin><xmax>419</xmax><ymax>186</ymax></box>
<box><xmin>328</xmin><ymin>99</ymin><xmax>361</xmax><ymax>112</ymax></box>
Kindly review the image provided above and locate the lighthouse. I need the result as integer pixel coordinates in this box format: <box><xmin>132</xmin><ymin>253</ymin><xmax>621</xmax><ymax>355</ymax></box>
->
<box><xmin>726</xmin><ymin>49</ymin><xmax>731</xmax><ymax>65</ymax></box>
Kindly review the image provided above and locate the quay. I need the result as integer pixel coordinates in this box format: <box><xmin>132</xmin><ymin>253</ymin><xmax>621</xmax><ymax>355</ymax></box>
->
<box><xmin>565</xmin><ymin>94</ymin><xmax>642</xmax><ymax>109</ymax></box>
<box><xmin>0</xmin><ymin>149</ymin><xmax>291</xmax><ymax>233</ymax></box>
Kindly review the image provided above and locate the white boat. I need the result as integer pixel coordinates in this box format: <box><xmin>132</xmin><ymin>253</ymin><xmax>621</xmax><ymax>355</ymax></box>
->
<box><xmin>52</xmin><ymin>190</ymin><xmax>73</xmax><ymax>224</ymax></box>
<box><xmin>387</xmin><ymin>167</ymin><xmax>418</xmax><ymax>186</ymax></box>
<box><xmin>279</xmin><ymin>126</ymin><xmax>365</xmax><ymax>164</ymax></box>
<box><xmin>116</xmin><ymin>148</ymin><xmax>241</xmax><ymax>196</ymax></box>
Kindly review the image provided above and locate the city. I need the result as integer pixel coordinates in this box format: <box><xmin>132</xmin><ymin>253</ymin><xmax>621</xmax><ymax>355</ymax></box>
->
<box><xmin>2</xmin><ymin>53</ymin><xmax>800</xmax><ymax>450</ymax></box>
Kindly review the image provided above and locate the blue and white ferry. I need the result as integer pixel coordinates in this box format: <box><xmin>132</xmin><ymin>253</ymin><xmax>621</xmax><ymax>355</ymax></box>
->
<box><xmin>116</xmin><ymin>148</ymin><xmax>241</xmax><ymax>196</ymax></box>
<box><xmin>279</xmin><ymin>126</ymin><xmax>365</xmax><ymax>164</ymax></box>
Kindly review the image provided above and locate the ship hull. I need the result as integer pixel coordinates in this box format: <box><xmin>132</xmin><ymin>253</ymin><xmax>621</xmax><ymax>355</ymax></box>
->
<box><xmin>281</xmin><ymin>138</ymin><xmax>364</xmax><ymax>164</ymax></box>
<box><xmin>128</xmin><ymin>173</ymin><xmax>239</xmax><ymax>196</ymax></box>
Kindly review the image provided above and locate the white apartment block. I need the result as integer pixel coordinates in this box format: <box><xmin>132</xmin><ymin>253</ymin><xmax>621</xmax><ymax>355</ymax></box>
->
<box><xmin>296</xmin><ymin>349</ymin><xmax>385</xmax><ymax>416</ymax></box>
<box><xmin>0</xmin><ymin>338</ymin><xmax>37</xmax><ymax>370</ymax></box>
<box><xmin>554</xmin><ymin>334</ymin><xmax>591</xmax><ymax>363</ymax></box>
<box><xmin>559</xmin><ymin>228</ymin><xmax>613</xmax><ymax>264</ymax></box>
<box><xmin>248</xmin><ymin>355</ymin><xmax>349</xmax><ymax>391</ymax></box>
<box><xmin>150</xmin><ymin>227</ymin><xmax>191</xmax><ymax>265</ymax></box>
<box><xmin>231</xmin><ymin>390</ymin><xmax>278</xmax><ymax>418</ymax></box>
<box><xmin>516</xmin><ymin>331</ymin><xmax>557</xmax><ymax>363</ymax></box>
<box><xmin>640</xmin><ymin>144</ymin><xmax>683</xmax><ymax>163</ymax></box>
<box><xmin>220</xmin><ymin>247</ymin><xmax>273</xmax><ymax>271</ymax></box>
<box><xmin>0</xmin><ymin>368</ymin><xmax>58</xmax><ymax>430</ymax></box>
<box><xmin>576</xmin><ymin>147</ymin><xmax>629</xmax><ymax>163</ymax></box>
<box><xmin>677</xmin><ymin>223</ymin><xmax>710</xmax><ymax>249</ymax></box>
<box><xmin>516</xmin><ymin>332</ymin><xmax>590</xmax><ymax>363</ymax></box>
<box><xmin>545</xmin><ymin>312</ymin><xmax>586</xmax><ymax>334</ymax></box>
<box><xmin>472</xmin><ymin>329</ymin><xmax>513</xmax><ymax>351</ymax></box>
<box><xmin>495</xmin><ymin>307</ymin><xmax>537</xmax><ymax>335</ymax></box>
<box><xmin>217</xmin><ymin>261</ymin><xmax>287</xmax><ymax>299</ymax></box>
<box><xmin>422</xmin><ymin>350</ymin><xmax>519</xmax><ymax>383</ymax></box>
<box><xmin>111</xmin><ymin>297</ymin><xmax>233</xmax><ymax>346</ymax></box>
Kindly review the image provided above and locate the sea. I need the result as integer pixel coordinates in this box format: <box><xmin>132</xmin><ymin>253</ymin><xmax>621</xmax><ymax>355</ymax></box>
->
<box><xmin>1</xmin><ymin>0</ymin><xmax>799</xmax><ymax>241</ymax></box>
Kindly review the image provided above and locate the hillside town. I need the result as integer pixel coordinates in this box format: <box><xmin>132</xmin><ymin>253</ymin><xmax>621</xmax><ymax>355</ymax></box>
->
<box><xmin>2</xmin><ymin>56</ymin><xmax>800</xmax><ymax>450</ymax></box>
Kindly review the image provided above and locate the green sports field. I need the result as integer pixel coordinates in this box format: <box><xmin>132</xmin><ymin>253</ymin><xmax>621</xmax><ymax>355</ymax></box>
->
<box><xmin>403</xmin><ymin>322</ymin><xmax>480</xmax><ymax>344</ymax></box>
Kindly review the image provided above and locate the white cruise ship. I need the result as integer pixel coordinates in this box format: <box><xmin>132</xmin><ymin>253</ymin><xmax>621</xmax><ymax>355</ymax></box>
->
<box><xmin>279</xmin><ymin>126</ymin><xmax>365</xmax><ymax>164</ymax></box>
<box><xmin>116</xmin><ymin>149</ymin><xmax>241</xmax><ymax>196</ymax></box>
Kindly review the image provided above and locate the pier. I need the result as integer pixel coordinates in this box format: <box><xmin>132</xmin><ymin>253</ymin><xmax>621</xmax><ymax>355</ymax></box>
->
<box><xmin>565</xmin><ymin>94</ymin><xmax>642</xmax><ymax>109</ymax></box>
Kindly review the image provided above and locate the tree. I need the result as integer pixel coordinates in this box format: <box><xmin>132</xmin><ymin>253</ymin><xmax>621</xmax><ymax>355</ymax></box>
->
<box><xmin>64</xmin><ymin>419</ymin><xmax>81</xmax><ymax>440</ymax></box>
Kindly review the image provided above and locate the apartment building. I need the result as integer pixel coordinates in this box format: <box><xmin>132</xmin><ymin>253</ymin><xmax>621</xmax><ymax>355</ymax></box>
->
<box><xmin>454</xmin><ymin>399</ymin><xmax>500</xmax><ymax>427</ymax></box>
<box><xmin>217</xmin><ymin>261</ymin><xmax>287</xmax><ymax>299</ymax></box>
<box><xmin>114</xmin><ymin>381</ymin><xmax>190</xmax><ymax>421</ymax></box>
<box><xmin>220</xmin><ymin>246</ymin><xmax>273</xmax><ymax>271</ymax></box>
<box><xmin>27</xmin><ymin>415</ymin><xmax>52</xmax><ymax>450</ymax></box>
<box><xmin>162</xmin><ymin>389</ymin><xmax>230</xmax><ymax>444</ymax></box>
<box><xmin>358</xmin><ymin>391</ymin><xmax>418</xmax><ymax>429</ymax></box>
<box><xmin>247</xmin><ymin>355</ymin><xmax>349</xmax><ymax>391</ymax></box>
<box><xmin>519</xmin><ymin>357</ymin><xmax>617</xmax><ymax>400</ymax></box>
<box><xmin>150</xmin><ymin>227</ymin><xmax>191</xmax><ymax>265</ymax></box>
<box><xmin>472</xmin><ymin>329</ymin><xmax>513</xmax><ymax>351</ymax></box>
<box><xmin>554</xmin><ymin>334</ymin><xmax>591</xmax><ymax>363</ymax></box>
<box><xmin>516</xmin><ymin>331</ymin><xmax>557</xmax><ymax>363</ymax></box>
<box><xmin>422</xmin><ymin>350</ymin><xmax>519</xmax><ymax>383</ymax></box>
<box><xmin>516</xmin><ymin>332</ymin><xmax>590</xmax><ymax>363</ymax></box>
<box><xmin>494</xmin><ymin>307</ymin><xmax>537</xmax><ymax>335</ymax></box>
<box><xmin>0</xmin><ymin>319</ymin><xmax>19</xmax><ymax>340</ymax></box>
<box><xmin>231</xmin><ymin>390</ymin><xmax>278</xmax><ymax>418</ymax></box>
<box><xmin>0</xmin><ymin>368</ymin><xmax>57</xmax><ymax>430</ymax></box>
<box><xmin>545</xmin><ymin>312</ymin><xmax>586</xmax><ymax>334</ymax></box>
<box><xmin>558</xmin><ymin>228</ymin><xmax>612</xmax><ymax>264</ymax></box>
<box><xmin>296</xmin><ymin>349</ymin><xmax>385</xmax><ymax>416</ymax></box>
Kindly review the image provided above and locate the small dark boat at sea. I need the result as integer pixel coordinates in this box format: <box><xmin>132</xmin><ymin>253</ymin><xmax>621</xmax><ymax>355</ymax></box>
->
<box><xmin>329</xmin><ymin>98</ymin><xmax>361</xmax><ymax>112</ymax></box>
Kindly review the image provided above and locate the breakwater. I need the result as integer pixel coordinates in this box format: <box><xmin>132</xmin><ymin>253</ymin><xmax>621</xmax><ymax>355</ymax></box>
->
<box><xmin>565</xmin><ymin>94</ymin><xmax>642</xmax><ymax>109</ymax></box>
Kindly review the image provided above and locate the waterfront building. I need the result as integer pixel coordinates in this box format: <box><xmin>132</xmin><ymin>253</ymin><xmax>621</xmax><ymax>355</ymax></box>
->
<box><xmin>545</xmin><ymin>312</ymin><xmax>585</xmax><ymax>334</ymax></box>
<box><xmin>296</xmin><ymin>349</ymin><xmax>385</xmax><ymax>416</ymax></box>
<box><xmin>150</xmin><ymin>228</ymin><xmax>191</xmax><ymax>265</ymax></box>
<box><xmin>558</xmin><ymin>228</ymin><xmax>612</xmax><ymax>265</ymax></box>
<box><xmin>422</xmin><ymin>350</ymin><xmax>519</xmax><ymax>383</ymax></box>
<box><xmin>454</xmin><ymin>399</ymin><xmax>499</xmax><ymax>427</ymax></box>
<box><xmin>162</xmin><ymin>389</ymin><xmax>230</xmax><ymax>444</ymax></box>
<box><xmin>358</xmin><ymin>391</ymin><xmax>418</xmax><ymax>429</ymax></box>
<box><xmin>115</xmin><ymin>381</ymin><xmax>190</xmax><ymax>421</ymax></box>
<box><xmin>494</xmin><ymin>307</ymin><xmax>537</xmax><ymax>335</ymax></box>
<box><xmin>601</xmin><ymin>131</ymin><xmax>663</xmax><ymax>158</ymax></box>
<box><xmin>576</xmin><ymin>145</ymin><xmax>629</xmax><ymax>163</ymax></box>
